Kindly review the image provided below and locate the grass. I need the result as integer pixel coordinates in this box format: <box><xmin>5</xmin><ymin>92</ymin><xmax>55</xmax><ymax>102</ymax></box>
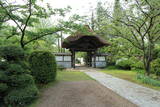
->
<box><xmin>57</xmin><ymin>70</ymin><xmax>93</xmax><ymax>81</ymax></box>
<box><xmin>101</xmin><ymin>67</ymin><xmax>160</xmax><ymax>91</ymax></box>
<box><xmin>28</xmin><ymin>70</ymin><xmax>93</xmax><ymax>107</ymax></box>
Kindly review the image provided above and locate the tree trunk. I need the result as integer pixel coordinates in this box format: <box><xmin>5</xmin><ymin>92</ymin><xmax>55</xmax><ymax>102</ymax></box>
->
<box><xmin>60</xmin><ymin>31</ymin><xmax>63</xmax><ymax>52</ymax></box>
<box><xmin>145</xmin><ymin>60</ymin><xmax>151</xmax><ymax>76</ymax></box>
<box><xmin>57</xmin><ymin>38</ymin><xmax>60</xmax><ymax>52</ymax></box>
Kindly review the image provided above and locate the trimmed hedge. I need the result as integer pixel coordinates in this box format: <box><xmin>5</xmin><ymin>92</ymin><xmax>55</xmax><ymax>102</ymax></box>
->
<box><xmin>6</xmin><ymin>64</ymin><xmax>26</xmax><ymax>75</ymax></box>
<box><xmin>29</xmin><ymin>51</ymin><xmax>57</xmax><ymax>84</ymax></box>
<box><xmin>0</xmin><ymin>45</ymin><xmax>25</xmax><ymax>61</ymax></box>
<box><xmin>0</xmin><ymin>61</ymin><xmax>9</xmax><ymax>70</ymax></box>
<box><xmin>9</xmin><ymin>74</ymin><xmax>35</xmax><ymax>88</ymax></box>
<box><xmin>4</xmin><ymin>85</ymin><xmax>39</xmax><ymax>106</ymax></box>
<box><xmin>0</xmin><ymin>83</ymin><xmax>8</xmax><ymax>93</ymax></box>
<box><xmin>0</xmin><ymin>71</ymin><xmax>8</xmax><ymax>82</ymax></box>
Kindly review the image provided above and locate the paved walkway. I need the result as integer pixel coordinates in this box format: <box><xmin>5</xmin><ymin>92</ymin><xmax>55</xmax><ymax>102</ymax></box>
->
<box><xmin>83</xmin><ymin>69</ymin><xmax>160</xmax><ymax>107</ymax></box>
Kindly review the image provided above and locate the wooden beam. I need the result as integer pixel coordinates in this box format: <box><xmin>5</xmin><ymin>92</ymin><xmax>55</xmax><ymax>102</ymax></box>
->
<box><xmin>93</xmin><ymin>51</ymin><xmax>96</xmax><ymax>68</ymax></box>
<box><xmin>71</xmin><ymin>50</ymin><xmax>75</xmax><ymax>68</ymax></box>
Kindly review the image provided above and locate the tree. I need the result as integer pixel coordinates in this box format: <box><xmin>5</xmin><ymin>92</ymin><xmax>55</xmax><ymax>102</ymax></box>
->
<box><xmin>107</xmin><ymin>0</ymin><xmax>160</xmax><ymax>75</ymax></box>
<box><xmin>0</xmin><ymin>0</ymin><xmax>70</xmax><ymax>49</ymax></box>
<box><xmin>112</xmin><ymin>0</ymin><xmax>123</xmax><ymax>26</ymax></box>
<box><xmin>92</xmin><ymin>1</ymin><xmax>111</xmax><ymax>39</ymax></box>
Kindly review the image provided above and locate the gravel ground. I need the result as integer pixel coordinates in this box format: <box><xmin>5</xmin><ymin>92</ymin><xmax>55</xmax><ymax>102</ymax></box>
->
<box><xmin>36</xmin><ymin>80</ymin><xmax>137</xmax><ymax>107</ymax></box>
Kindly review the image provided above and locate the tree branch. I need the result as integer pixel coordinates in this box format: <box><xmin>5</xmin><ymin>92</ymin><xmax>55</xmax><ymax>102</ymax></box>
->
<box><xmin>20</xmin><ymin>0</ymin><xmax>32</xmax><ymax>48</ymax></box>
<box><xmin>24</xmin><ymin>29</ymin><xmax>62</xmax><ymax>46</ymax></box>
<box><xmin>0</xmin><ymin>2</ymin><xmax>23</xmax><ymax>32</ymax></box>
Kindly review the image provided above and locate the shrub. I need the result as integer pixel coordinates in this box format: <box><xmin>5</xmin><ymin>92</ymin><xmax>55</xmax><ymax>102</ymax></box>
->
<box><xmin>0</xmin><ymin>83</ymin><xmax>8</xmax><ymax>104</ymax></box>
<box><xmin>29</xmin><ymin>51</ymin><xmax>57</xmax><ymax>84</ymax></box>
<box><xmin>0</xmin><ymin>61</ymin><xmax>9</xmax><ymax>70</ymax></box>
<box><xmin>0</xmin><ymin>83</ymin><xmax>8</xmax><ymax>93</ymax></box>
<box><xmin>131</xmin><ymin>61</ymin><xmax>144</xmax><ymax>70</ymax></box>
<box><xmin>0</xmin><ymin>71</ymin><xmax>8</xmax><ymax>82</ymax></box>
<box><xmin>0</xmin><ymin>45</ymin><xmax>39</xmax><ymax>106</ymax></box>
<box><xmin>153</xmin><ymin>47</ymin><xmax>160</xmax><ymax>59</ymax></box>
<box><xmin>4</xmin><ymin>85</ymin><xmax>39</xmax><ymax>106</ymax></box>
<box><xmin>6</xmin><ymin>64</ymin><xmax>26</xmax><ymax>75</ymax></box>
<box><xmin>116</xmin><ymin>58</ymin><xmax>133</xmax><ymax>70</ymax></box>
<box><xmin>0</xmin><ymin>45</ymin><xmax>24</xmax><ymax>61</ymax></box>
<box><xmin>151</xmin><ymin>58</ymin><xmax>160</xmax><ymax>77</ymax></box>
<box><xmin>137</xmin><ymin>74</ymin><xmax>160</xmax><ymax>87</ymax></box>
<box><xmin>9</xmin><ymin>74</ymin><xmax>35</xmax><ymax>88</ymax></box>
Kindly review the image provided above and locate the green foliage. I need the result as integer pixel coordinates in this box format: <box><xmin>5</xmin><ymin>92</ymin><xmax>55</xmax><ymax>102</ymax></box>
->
<box><xmin>57</xmin><ymin>65</ymin><xmax>65</xmax><ymax>70</ymax></box>
<box><xmin>6</xmin><ymin>64</ymin><xmax>25</xmax><ymax>75</ymax></box>
<box><xmin>0</xmin><ymin>61</ymin><xmax>9</xmax><ymax>70</ymax></box>
<box><xmin>131</xmin><ymin>61</ymin><xmax>144</xmax><ymax>70</ymax></box>
<box><xmin>0</xmin><ymin>0</ymin><xmax>72</xmax><ymax>48</ymax></box>
<box><xmin>137</xmin><ymin>74</ymin><xmax>160</xmax><ymax>87</ymax></box>
<box><xmin>0</xmin><ymin>71</ymin><xmax>8</xmax><ymax>82</ymax></box>
<box><xmin>151</xmin><ymin>58</ymin><xmax>160</xmax><ymax>77</ymax></box>
<box><xmin>129</xmin><ymin>57</ymin><xmax>144</xmax><ymax>70</ymax></box>
<box><xmin>115</xmin><ymin>57</ymin><xmax>143</xmax><ymax>70</ymax></box>
<box><xmin>112</xmin><ymin>0</ymin><xmax>123</xmax><ymax>26</ymax></box>
<box><xmin>153</xmin><ymin>46</ymin><xmax>160</xmax><ymax>59</ymax></box>
<box><xmin>29</xmin><ymin>51</ymin><xmax>57</xmax><ymax>84</ymax></box>
<box><xmin>116</xmin><ymin>58</ymin><xmax>133</xmax><ymax>70</ymax></box>
<box><xmin>9</xmin><ymin>74</ymin><xmax>35</xmax><ymax>88</ymax></box>
<box><xmin>4</xmin><ymin>85</ymin><xmax>39</xmax><ymax>107</ymax></box>
<box><xmin>0</xmin><ymin>45</ymin><xmax>39</xmax><ymax>106</ymax></box>
<box><xmin>0</xmin><ymin>45</ymin><xmax>24</xmax><ymax>61</ymax></box>
<box><xmin>0</xmin><ymin>83</ymin><xmax>8</xmax><ymax>93</ymax></box>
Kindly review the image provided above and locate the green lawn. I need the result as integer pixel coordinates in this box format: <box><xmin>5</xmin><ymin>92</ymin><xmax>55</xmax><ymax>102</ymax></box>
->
<box><xmin>101</xmin><ymin>68</ymin><xmax>160</xmax><ymax>91</ymax></box>
<box><xmin>57</xmin><ymin>70</ymin><xmax>93</xmax><ymax>81</ymax></box>
<box><xmin>28</xmin><ymin>70</ymin><xmax>93</xmax><ymax>107</ymax></box>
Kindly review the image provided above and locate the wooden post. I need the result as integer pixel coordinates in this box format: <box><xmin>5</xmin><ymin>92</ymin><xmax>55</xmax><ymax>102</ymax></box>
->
<box><xmin>71</xmin><ymin>50</ymin><xmax>75</xmax><ymax>68</ymax></box>
<box><xmin>87</xmin><ymin>52</ymin><xmax>92</xmax><ymax>67</ymax></box>
<box><xmin>94</xmin><ymin>51</ymin><xmax>96</xmax><ymax>68</ymax></box>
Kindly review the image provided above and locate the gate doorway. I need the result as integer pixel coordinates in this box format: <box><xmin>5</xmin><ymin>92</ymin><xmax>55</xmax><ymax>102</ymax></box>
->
<box><xmin>61</xmin><ymin>25</ymin><xmax>110</xmax><ymax>68</ymax></box>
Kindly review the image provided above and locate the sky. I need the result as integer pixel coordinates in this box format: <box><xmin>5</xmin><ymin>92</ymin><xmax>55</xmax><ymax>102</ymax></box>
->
<box><xmin>42</xmin><ymin>0</ymin><xmax>115</xmax><ymax>16</ymax></box>
<box><xmin>9</xmin><ymin>0</ymin><xmax>116</xmax><ymax>25</ymax></box>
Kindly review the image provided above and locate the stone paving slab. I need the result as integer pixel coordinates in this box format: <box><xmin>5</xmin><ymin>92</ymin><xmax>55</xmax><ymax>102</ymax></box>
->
<box><xmin>85</xmin><ymin>71</ymin><xmax>160</xmax><ymax>107</ymax></box>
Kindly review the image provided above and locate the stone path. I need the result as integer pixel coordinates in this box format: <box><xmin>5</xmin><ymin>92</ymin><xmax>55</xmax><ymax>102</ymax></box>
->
<box><xmin>84</xmin><ymin>69</ymin><xmax>160</xmax><ymax>107</ymax></box>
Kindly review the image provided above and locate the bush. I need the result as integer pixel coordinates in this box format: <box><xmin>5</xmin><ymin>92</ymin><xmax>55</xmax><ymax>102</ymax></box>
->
<box><xmin>0</xmin><ymin>45</ymin><xmax>39</xmax><ymax>106</ymax></box>
<box><xmin>0</xmin><ymin>83</ymin><xmax>8</xmax><ymax>104</ymax></box>
<box><xmin>0</xmin><ymin>71</ymin><xmax>8</xmax><ymax>82</ymax></box>
<box><xmin>153</xmin><ymin>47</ymin><xmax>160</xmax><ymax>59</ymax></box>
<box><xmin>29</xmin><ymin>51</ymin><xmax>57</xmax><ymax>84</ymax></box>
<box><xmin>6</xmin><ymin>64</ymin><xmax>26</xmax><ymax>75</ymax></box>
<box><xmin>151</xmin><ymin>58</ymin><xmax>160</xmax><ymax>77</ymax></box>
<box><xmin>9</xmin><ymin>74</ymin><xmax>35</xmax><ymax>88</ymax></box>
<box><xmin>0</xmin><ymin>83</ymin><xmax>8</xmax><ymax>93</ymax></box>
<box><xmin>116</xmin><ymin>58</ymin><xmax>133</xmax><ymax>70</ymax></box>
<box><xmin>4</xmin><ymin>85</ymin><xmax>39</xmax><ymax>106</ymax></box>
<box><xmin>131</xmin><ymin>61</ymin><xmax>144</xmax><ymax>70</ymax></box>
<box><xmin>0</xmin><ymin>45</ymin><xmax>24</xmax><ymax>61</ymax></box>
<box><xmin>0</xmin><ymin>61</ymin><xmax>9</xmax><ymax>70</ymax></box>
<box><xmin>137</xmin><ymin>74</ymin><xmax>160</xmax><ymax>87</ymax></box>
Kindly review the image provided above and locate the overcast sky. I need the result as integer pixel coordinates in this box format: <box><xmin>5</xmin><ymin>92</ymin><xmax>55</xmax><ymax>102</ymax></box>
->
<box><xmin>42</xmin><ymin>0</ymin><xmax>114</xmax><ymax>16</ymax></box>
